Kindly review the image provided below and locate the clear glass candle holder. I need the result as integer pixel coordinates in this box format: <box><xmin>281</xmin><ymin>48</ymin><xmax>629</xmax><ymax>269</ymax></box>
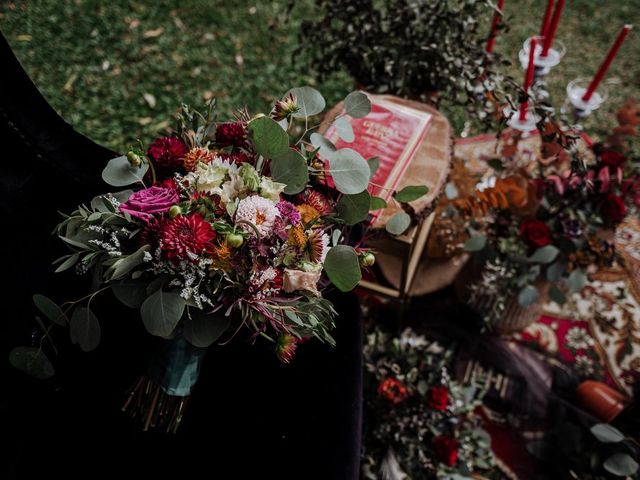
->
<box><xmin>519</xmin><ymin>36</ymin><xmax>566</xmax><ymax>78</ymax></box>
<box><xmin>504</xmin><ymin>106</ymin><xmax>539</xmax><ymax>133</ymax></box>
<box><xmin>566</xmin><ymin>77</ymin><xmax>609</xmax><ymax>118</ymax></box>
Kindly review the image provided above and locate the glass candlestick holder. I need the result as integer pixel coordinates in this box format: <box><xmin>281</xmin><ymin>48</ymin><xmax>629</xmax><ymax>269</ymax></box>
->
<box><xmin>519</xmin><ymin>36</ymin><xmax>566</xmax><ymax>79</ymax></box>
<box><xmin>566</xmin><ymin>77</ymin><xmax>609</xmax><ymax>118</ymax></box>
<box><xmin>505</xmin><ymin>106</ymin><xmax>539</xmax><ymax>133</ymax></box>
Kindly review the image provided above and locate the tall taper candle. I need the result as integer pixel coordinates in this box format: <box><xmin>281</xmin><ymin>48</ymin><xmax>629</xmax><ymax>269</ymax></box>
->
<box><xmin>486</xmin><ymin>0</ymin><xmax>506</xmax><ymax>53</ymax></box>
<box><xmin>540</xmin><ymin>0</ymin><xmax>554</xmax><ymax>38</ymax></box>
<box><xmin>541</xmin><ymin>0</ymin><xmax>565</xmax><ymax>57</ymax></box>
<box><xmin>519</xmin><ymin>37</ymin><xmax>537</xmax><ymax>121</ymax></box>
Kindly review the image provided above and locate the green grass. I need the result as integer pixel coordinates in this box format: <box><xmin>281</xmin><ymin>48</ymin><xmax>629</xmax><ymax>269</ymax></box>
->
<box><xmin>1</xmin><ymin>0</ymin><xmax>638</xmax><ymax>151</ymax></box>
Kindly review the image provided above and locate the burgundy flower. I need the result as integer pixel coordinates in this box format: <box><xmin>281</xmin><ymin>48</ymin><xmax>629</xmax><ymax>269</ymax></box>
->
<box><xmin>600</xmin><ymin>193</ymin><xmax>627</xmax><ymax>224</ymax></box>
<box><xmin>599</xmin><ymin>150</ymin><xmax>626</xmax><ymax>169</ymax></box>
<box><xmin>147</xmin><ymin>136</ymin><xmax>188</xmax><ymax>172</ymax></box>
<box><xmin>159</xmin><ymin>213</ymin><xmax>216</xmax><ymax>261</ymax></box>
<box><xmin>119</xmin><ymin>186</ymin><xmax>180</xmax><ymax>221</ymax></box>
<box><xmin>520</xmin><ymin>218</ymin><xmax>552</xmax><ymax>248</ymax></box>
<box><xmin>297</xmin><ymin>189</ymin><xmax>333</xmax><ymax>215</ymax></box>
<box><xmin>276</xmin><ymin>200</ymin><xmax>301</xmax><ymax>225</ymax></box>
<box><xmin>378</xmin><ymin>378</ymin><xmax>409</xmax><ymax>404</ymax></box>
<box><xmin>432</xmin><ymin>435</ymin><xmax>459</xmax><ymax>466</ymax></box>
<box><xmin>215</xmin><ymin>122</ymin><xmax>246</xmax><ymax>148</ymax></box>
<box><xmin>426</xmin><ymin>386</ymin><xmax>449</xmax><ymax>411</ymax></box>
<box><xmin>218</xmin><ymin>151</ymin><xmax>254</xmax><ymax>165</ymax></box>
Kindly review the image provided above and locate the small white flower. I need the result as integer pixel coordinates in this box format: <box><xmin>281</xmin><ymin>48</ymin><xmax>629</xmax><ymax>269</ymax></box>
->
<box><xmin>259</xmin><ymin>177</ymin><xmax>286</xmax><ymax>202</ymax></box>
<box><xmin>189</xmin><ymin>161</ymin><xmax>227</xmax><ymax>194</ymax></box>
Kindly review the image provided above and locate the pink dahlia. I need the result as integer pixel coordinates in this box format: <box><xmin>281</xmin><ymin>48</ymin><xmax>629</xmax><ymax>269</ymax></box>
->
<box><xmin>235</xmin><ymin>195</ymin><xmax>279</xmax><ymax>237</ymax></box>
<box><xmin>147</xmin><ymin>136</ymin><xmax>188</xmax><ymax>172</ymax></box>
<box><xmin>215</xmin><ymin>122</ymin><xmax>247</xmax><ymax>148</ymax></box>
<box><xmin>160</xmin><ymin>213</ymin><xmax>216</xmax><ymax>262</ymax></box>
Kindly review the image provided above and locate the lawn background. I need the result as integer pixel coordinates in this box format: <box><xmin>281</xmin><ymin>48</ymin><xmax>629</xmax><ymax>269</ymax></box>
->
<box><xmin>1</xmin><ymin>0</ymin><xmax>638</xmax><ymax>152</ymax></box>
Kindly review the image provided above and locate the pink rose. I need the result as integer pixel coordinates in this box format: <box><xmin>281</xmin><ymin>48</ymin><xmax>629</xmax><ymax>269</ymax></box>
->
<box><xmin>283</xmin><ymin>269</ymin><xmax>322</xmax><ymax>296</ymax></box>
<box><xmin>119</xmin><ymin>186</ymin><xmax>180</xmax><ymax>221</ymax></box>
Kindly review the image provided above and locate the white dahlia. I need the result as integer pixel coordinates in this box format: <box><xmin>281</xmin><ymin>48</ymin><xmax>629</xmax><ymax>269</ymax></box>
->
<box><xmin>235</xmin><ymin>195</ymin><xmax>279</xmax><ymax>237</ymax></box>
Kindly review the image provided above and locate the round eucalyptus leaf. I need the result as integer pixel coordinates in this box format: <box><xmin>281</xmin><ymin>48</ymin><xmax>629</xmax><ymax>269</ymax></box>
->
<box><xmin>528</xmin><ymin>245</ymin><xmax>559</xmax><ymax>264</ymax></box>
<box><xmin>463</xmin><ymin>235</ymin><xmax>487</xmax><ymax>252</ymax></box>
<box><xmin>518</xmin><ymin>285</ymin><xmax>539</xmax><ymax>307</ymax></box>
<box><xmin>394</xmin><ymin>185</ymin><xmax>429</xmax><ymax>203</ymax></box>
<box><xmin>344</xmin><ymin>91</ymin><xmax>371</xmax><ymax>118</ymax></box>
<box><xmin>70</xmin><ymin>306</ymin><xmax>101</xmax><ymax>352</ymax></box>
<box><xmin>140</xmin><ymin>289</ymin><xmax>186</xmax><ymax>338</ymax></box>
<box><xmin>548</xmin><ymin>284</ymin><xmax>567</xmax><ymax>306</ymax></box>
<box><xmin>33</xmin><ymin>294</ymin><xmax>67</xmax><ymax>326</ymax></box>
<box><xmin>248</xmin><ymin>116</ymin><xmax>290</xmax><ymax>159</ymax></box>
<box><xmin>324</xmin><ymin>245</ymin><xmax>362</xmax><ymax>292</ymax></box>
<box><xmin>368</xmin><ymin>156</ymin><xmax>380</xmax><ymax>177</ymax></box>
<box><xmin>183</xmin><ymin>309</ymin><xmax>232</xmax><ymax>348</ymax></box>
<box><xmin>329</xmin><ymin>148</ymin><xmax>370</xmax><ymax>194</ymax></box>
<box><xmin>336</xmin><ymin>190</ymin><xmax>371</xmax><ymax>225</ymax></box>
<box><xmin>310</xmin><ymin>132</ymin><xmax>337</xmax><ymax>160</ymax></box>
<box><xmin>112</xmin><ymin>278</ymin><xmax>149</xmax><ymax>308</ymax></box>
<box><xmin>603</xmin><ymin>453</ymin><xmax>639</xmax><ymax>476</ymax></box>
<box><xmin>102</xmin><ymin>155</ymin><xmax>149</xmax><ymax>187</ymax></box>
<box><xmin>385</xmin><ymin>212</ymin><xmax>411</xmax><ymax>236</ymax></box>
<box><xmin>334</xmin><ymin>116</ymin><xmax>354</xmax><ymax>143</ymax></box>
<box><xmin>286</xmin><ymin>86</ymin><xmax>325</xmax><ymax>118</ymax></box>
<box><xmin>591</xmin><ymin>424</ymin><xmax>625</xmax><ymax>443</ymax></box>
<box><xmin>369</xmin><ymin>196</ymin><xmax>387</xmax><ymax>211</ymax></box>
<box><xmin>271</xmin><ymin>149</ymin><xmax>309</xmax><ymax>194</ymax></box>
<box><xmin>566</xmin><ymin>269</ymin><xmax>588</xmax><ymax>293</ymax></box>
<box><xmin>9</xmin><ymin>347</ymin><xmax>55</xmax><ymax>379</ymax></box>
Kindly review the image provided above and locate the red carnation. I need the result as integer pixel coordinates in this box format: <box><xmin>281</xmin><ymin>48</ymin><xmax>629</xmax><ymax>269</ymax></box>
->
<box><xmin>215</xmin><ymin>122</ymin><xmax>247</xmax><ymax>148</ymax></box>
<box><xmin>378</xmin><ymin>377</ymin><xmax>409</xmax><ymax>404</ymax></box>
<box><xmin>520</xmin><ymin>218</ymin><xmax>552</xmax><ymax>248</ymax></box>
<box><xmin>147</xmin><ymin>136</ymin><xmax>188</xmax><ymax>173</ymax></box>
<box><xmin>159</xmin><ymin>213</ymin><xmax>216</xmax><ymax>262</ymax></box>
<box><xmin>426</xmin><ymin>386</ymin><xmax>449</xmax><ymax>411</ymax></box>
<box><xmin>599</xmin><ymin>150</ymin><xmax>626</xmax><ymax>169</ymax></box>
<box><xmin>432</xmin><ymin>435</ymin><xmax>459</xmax><ymax>466</ymax></box>
<box><xmin>600</xmin><ymin>193</ymin><xmax>627</xmax><ymax>224</ymax></box>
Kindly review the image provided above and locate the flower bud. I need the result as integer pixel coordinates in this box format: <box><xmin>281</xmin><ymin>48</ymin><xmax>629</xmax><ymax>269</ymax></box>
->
<box><xmin>168</xmin><ymin>205</ymin><xmax>182</xmax><ymax>218</ymax></box>
<box><xmin>126</xmin><ymin>150</ymin><xmax>143</xmax><ymax>167</ymax></box>
<box><xmin>226</xmin><ymin>232</ymin><xmax>244</xmax><ymax>248</ymax></box>
<box><xmin>360</xmin><ymin>252</ymin><xmax>376</xmax><ymax>267</ymax></box>
<box><xmin>272</xmin><ymin>93</ymin><xmax>300</xmax><ymax>121</ymax></box>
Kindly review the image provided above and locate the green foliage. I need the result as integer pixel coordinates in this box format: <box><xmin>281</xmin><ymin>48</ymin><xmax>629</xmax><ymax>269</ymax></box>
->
<box><xmin>270</xmin><ymin>149</ymin><xmax>309</xmax><ymax>194</ymax></box>
<box><xmin>183</xmin><ymin>309</ymin><xmax>231</xmax><ymax>348</ymax></box>
<box><xmin>248</xmin><ymin>116</ymin><xmax>290</xmax><ymax>159</ymax></box>
<box><xmin>102</xmin><ymin>155</ymin><xmax>149</xmax><ymax>187</ymax></box>
<box><xmin>33</xmin><ymin>294</ymin><xmax>67</xmax><ymax>326</ymax></box>
<box><xmin>328</xmin><ymin>148</ymin><xmax>371</xmax><ymax>194</ymax></box>
<box><xmin>591</xmin><ymin>424</ymin><xmax>625</xmax><ymax>444</ymax></box>
<box><xmin>286</xmin><ymin>86</ymin><xmax>326</xmax><ymax>118</ymax></box>
<box><xmin>394</xmin><ymin>185</ymin><xmax>429</xmax><ymax>203</ymax></box>
<box><xmin>70</xmin><ymin>306</ymin><xmax>101</xmax><ymax>352</ymax></box>
<box><xmin>463</xmin><ymin>235</ymin><xmax>487</xmax><ymax>252</ymax></box>
<box><xmin>324</xmin><ymin>245</ymin><xmax>361</xmax><ymax>291</ymax></box>
<box><xmin>344</xmin><ymin>91</ymin><xmax>371</xmax><ymax>118</ymax></box>
<box><xmin>385</xmin><ymin>212</ymin><xmax>411</xmax><ymax>236</ymax></box>
<box><xmin>9</xmin><ymin>347</ymin><xmax>55</xmax><ymax>379</ymax></box>
<box><xmin>140</xmin><ymin>289</ymin><xmax>186</xmax><ymax>338</ymax></box>
<box><xmin>336</xmin><ymin>191</ymin><xmax>371</xmax><ymax>225</ymax></box>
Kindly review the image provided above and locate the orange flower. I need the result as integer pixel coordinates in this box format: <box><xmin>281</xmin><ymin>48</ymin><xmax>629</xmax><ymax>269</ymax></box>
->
<box><xmin>288</xmin><ymin>225</ymin><xmax>307</xmax><ymax>248</ymax></box>
<box><xmin>297</xmin><ymin>204</ymin><xmax>319</xmax><ymax>224</ymax></box>
<box><xmin>210</xmin><ymin>242</ymin><xmax>231</xmax><ymax>270</ymax></box>
<box><xmin>183</xmin><ymin>147</ymin><xmax>216</xmax><ymax>172</ymax></box>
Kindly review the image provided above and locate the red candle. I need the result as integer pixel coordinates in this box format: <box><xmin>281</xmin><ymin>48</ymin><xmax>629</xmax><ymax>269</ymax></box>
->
<box><xmin>540</xmin><ymin>0</ymin><xmax>554</xmax><ymax>37</ymax></box>
<box><xmin>486</xmin><ymin>0</ymin><xmax>505</xmax><ymax>53</ymax></box>
<box><xmin>541</xmin><ymin>0</ymin><xmax>565</xmax><ymax>57</ymax></box>
<box><xmin>519</xmin><ymin>37</ymin><xmax>537</xmax><ymax>121</ymax></box>
<box><xmin>582</xmin><ymin>25</ymin><xmax>633</xmax><ymax>102</ymax></box>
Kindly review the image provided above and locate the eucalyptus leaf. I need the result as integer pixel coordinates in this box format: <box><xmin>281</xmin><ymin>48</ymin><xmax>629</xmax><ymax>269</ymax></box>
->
<box><xmin>324</xmin><ymin>245</ymin><xmax>361</xmax><ymax>292</ymax></box>
<box><xmin>528</xmin><ymin>245</ymin><xmax>559</xmax><ymax>264</ymax></box>
<box><xmin>344</xmin><ymin>91</ymin><xmax>371</xmax><ymax>118</ymax></box>
<box><xmin>334</xmin><ymin>116</ymin><xmax>354</xmax><ymax>143</ymax></box>
<box><xmin>9</xmin><ymin>347</ymin><xmax>55</xmax><ymax>379</ymax></box>
<box><xmin>385</xmin><ymin>212</ymin><xmax>411</xmax><ymax>236</ymax></box>
<box><xmin>331</xmin><ymin>229</ymin><xmax>342</xmax><ymax>246</ymax></box>
<box><xmin>370</xmin><ymin>196</ymin><xmax>387</xmax><ymax>211</ymax></box>
<box><xmin>102</xmin><ymin>155</ymin><xmax>149</xmax><ymax>187</ymax></box>
<box><xmin>368</xmin><ymin>156</ymin><xmax>380</xmax><ymax>177</ymax></box>
<box><xmin>106</xmin><ymin>245</ymin><xmax>150</xmax><ymax>281</ymax></box>
<box><xmin>463</xmin><ymin>236</ymin><xmax>487</xmax><ymax>252</ymax></box>
<box><xmin>287</xmin><ymin>86</ymin><xmax>326</xmax><ymax>118</ymax></box>
<box><xmin>271</xmin><ymin>149</ymin><xmax>309</xmax><ymax>194</ymax></box>
<box><xmin>566</xmin><ymin>269</ymin><xmax>588</xmax><ymax>293</ymax></box>
<box><xmin>603</xmin><ymin>453</ymin><xmax>639</xmax><ymax>476</ymax></box>
<box><xmin>548</xmin><ymin>284</ymin><xmax>566</xmax><ymax>305</ymax></box>
<box><xmin>394</xmin><ymin>185</ymin><xmax>429</xmax><ymax>203</ymax></box>
<box><xmin>248</xmin><ymin>116</ymin><xmax>289</xmax><ymax>159</ymax></box>
<box><xmin>546</xmin><ymin>261</ymin><xmax>564</xmax><ymax>282</ymax></box>
<box><xmin>33</xmin><ymin>294</ymin><xmax>67</xmax><ymax>326</ymax></box>
<box><xmin>329</xmin><ymin>148</ymin><xmax>370</xmax><ymax>194</ymax></box>
<box><xmin>518</xmin><ymin>285</ymin><xmax>539</xmax><ymax>307</ymax></box>
<box><xmin>310</xmin><ymin>132</ymin><xmax>336</xmax><ymax>160</ymax></box>
<box><xmin>112</xmin><ymin>279</ymin><xmax>149</xmax><ymax>308</ymax></box>
<box><xmin>591</xmin><ymin>423</ymin><xmax>625</xmax><ymax>443</ymax></box>
<box><xmin>336</xmin><ymin>191</ymin><xmax>370</xmax><ymax>225</ymax></box>
<box><xmin>140</xmin><ymin>289</ymin><xmax>186</xmax><ymax>338</ymax></box>
<box><xmin>183</xmin><ymin>309</ymin><xmax>231</xmax><ymax>348</ymax></box>
<box><xmin>70</xmin><ymin>306</ymin><xmax>101</xmax><ymax>352</ymax></box>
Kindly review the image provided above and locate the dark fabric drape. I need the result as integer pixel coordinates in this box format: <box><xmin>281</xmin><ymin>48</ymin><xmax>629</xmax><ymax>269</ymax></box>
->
<box><xmin>0</xmin><ymin>31</ymin><xmax>362</xmax><ymax>479</ymax></box>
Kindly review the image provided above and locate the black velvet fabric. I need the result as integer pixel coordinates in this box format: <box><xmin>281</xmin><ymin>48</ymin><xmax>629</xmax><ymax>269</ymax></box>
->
<box><xmin>0</xmin><ymin>32</ymin><xmax>362</xmax><ymax>479</ymax></box>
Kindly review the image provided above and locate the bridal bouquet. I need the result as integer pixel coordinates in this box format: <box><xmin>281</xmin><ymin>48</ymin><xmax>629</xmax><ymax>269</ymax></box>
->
<box><xmin>13</xmin><ymin>88</ymin><xmax>426</xmax><ymax>431</ymax></box>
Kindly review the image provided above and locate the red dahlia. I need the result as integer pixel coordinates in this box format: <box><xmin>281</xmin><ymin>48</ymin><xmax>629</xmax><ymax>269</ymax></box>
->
<box><xmin>378</xmin><ymin>377</ymin><xmax>409</xmax><ymax>404</ymax></box>
<box><xmin>147</xmin><ymin>136</ymin><xmax>188</xmax><ymax>172</ymax></box>
<box><xmin>215</xmin><ymin>122</ymin><xmax>247</xmax><ymax>148</ymax></box>
<box><xmin>160</xmin><ymin>213</ymin><xmax>216</xmax><ymax>262</ymax></box>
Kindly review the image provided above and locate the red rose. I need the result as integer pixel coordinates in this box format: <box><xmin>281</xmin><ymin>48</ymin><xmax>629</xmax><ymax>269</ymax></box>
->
<box><xmin>519</xmin><ymin>218</ymin><xmax>552</xmax><ymax>247</ymax></box>
<box><xmin>599</xmin><ymin>150</ymin><xmax>626</xmax><ymax>169</ymax></box>
<box><xmin>377</xmin><ymin>378</ymin><xmax>409</xmax><ymax>404</ymax></box>
<box><xmin>432</xmin><ymin>435</ymin><xmax>459</xmax><ymax>466</ymax></box>
<box><xmin>600</xmin><ymin>194</ymin><xmax>627</xmax><ymax>224</ymax></box>
<box><xmin>426</xmin><ymin>386</ymin><xmax>449</xmax><ymax>411</ymax></box>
